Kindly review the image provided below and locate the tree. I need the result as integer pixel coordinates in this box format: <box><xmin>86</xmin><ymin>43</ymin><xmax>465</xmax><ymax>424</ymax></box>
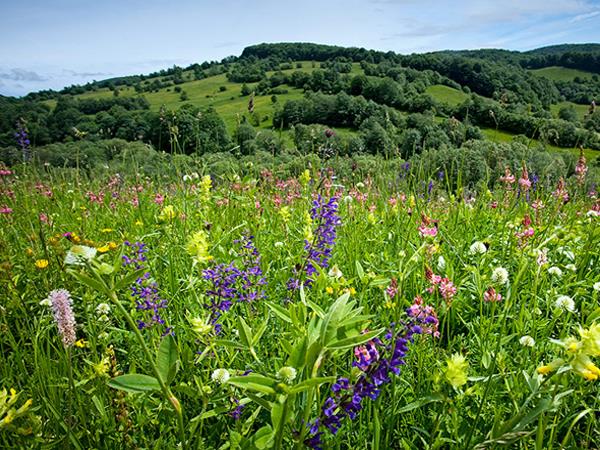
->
<box><xmin>558</xmin><ymin>105</ymin><xmax>579</xmax><ymax>123</ymax></box>
<box><xmin>240</xmin><ymin>83</ymin><xmax>251</xmax><ymax>96</ymax></box>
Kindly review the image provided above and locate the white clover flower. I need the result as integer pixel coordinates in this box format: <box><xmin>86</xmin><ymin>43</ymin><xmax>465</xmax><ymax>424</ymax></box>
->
<box><xmin>491</xmin><ymin>267</ymin><xmax>509</xmax><ymax>284</ymax></box>
<box><xmin>555</xmin><ymin>295</ymin><xmax>576</xmax><ymax>312</ymax></box>
<box><xmin>356</xmin><ymin>182</ymin><xmax>365</xmax><ymax>189</ymax></box>
<box><xmin>98</xmin><ymin>332</ymin><xmax>109</xmax><ymax>340</ymax></box>
<box><xmin>594</xmin><ymin>282</ymin><xmax>600</xmax><ymax>292</ymax></box>
<box><xmin>65</xmin><ymin>245</ymin><xmax>97</xmax><ymax>265</ymax></box>
<box><xmin>343</xmin><ymin>195</ymin><xmax>353</xmax><ymax>204</ymax></box>
<box><xmin>519</xmin><ymin>335</ymin><xmax>536</xmax><ymax>347</ymax></box>
<box><xmin>548</xmin><ymin>266</ymin><xmax>563</xmax><ymax>277</ymax></box>
<box><xmin>211</xmin><ymin>368</ymin><xmax>230</xmax><ymax>384</ymax></box>
<box><xmin>274</xmin><ymin>241</ymin><xmax>284</xmax><ymax>248</ymax></box>
<box><xmin>40</xmin><ymin>298</ymin><xmax>52</xmax><ymax>306</ymax></box>
<box><xmin>437</xmin><ymin>255</ymin><xmax>446</xmax><ymax>271</ymax></box>
<box><xmin>278</xmin><ymin>366</ymin><xmax>297</xmax><ymax>383</ymax></box>
<box><xmin>565</xmin><ymin>264</ymin><xmax>577</xmax><ymax>272</ymax></box>
<box><xmin>328</xmin><ymin>265</ymin><xmax>343</xmax><ymax>279</ymax></box>
<box><xmin>96</xmin><ymin>303</ymin><xmax>111</xmax><ymax>315</ymax></box>
<box><xmin>470</xmin><ymin>241</ymin><xmax>487</xmax><ymax>255</ymax></box>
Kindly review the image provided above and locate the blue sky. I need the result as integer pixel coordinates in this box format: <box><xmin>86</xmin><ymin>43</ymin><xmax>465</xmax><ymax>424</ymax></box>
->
<box><xmin>1</xmin><ymin>0</ymin><xmax>599</xmax><ymax>96</ymax></box>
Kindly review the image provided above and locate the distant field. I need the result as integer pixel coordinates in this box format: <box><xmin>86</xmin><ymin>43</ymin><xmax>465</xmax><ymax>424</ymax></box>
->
<box><xmin>529</xmin><ymin>66</ymin><xmax>594</xmax><ymax>82</ymax></box>
<box><xmin>426</xmin><ymin>84</ymin><xmax>469</xmax><ymax>106</ymax></box>
<box><xmin>549</xmin><ymin>101</ymin><xmax>590</xmax><ymax>122</ymax></box>
<box><xmin>481</xmin><ymin>127</ymin><xmax>598</xmax><ymax>161</ymax></box>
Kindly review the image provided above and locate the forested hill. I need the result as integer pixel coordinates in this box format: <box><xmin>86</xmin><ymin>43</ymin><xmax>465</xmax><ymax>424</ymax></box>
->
<box><xmin>1</xmin><ymin>41</ymin><xmax>599</xmax><ymax>179</ymax></box>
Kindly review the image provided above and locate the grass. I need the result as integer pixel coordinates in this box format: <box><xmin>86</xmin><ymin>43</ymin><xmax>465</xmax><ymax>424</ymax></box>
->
<box><xmin>549</xmin><ymin>101</ymin><xmax>591</xmax><ymax>122</ymax></box>
<box><xmin>2</xmin><ymin>163</ymin><xmax>600</xmax><ymax>449</ymax></box>
<box><xmin>529</xmin><ymin>66</ymin><xmax>595</xmax><ymax>82</ymax></box>
<box><xmin>426</xmin><ymin>85</ymin><xmax>469</xmax><ymax>106</ymax></box>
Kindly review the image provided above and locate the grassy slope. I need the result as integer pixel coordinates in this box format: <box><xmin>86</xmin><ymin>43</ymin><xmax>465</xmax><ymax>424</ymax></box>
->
<box><xmin>549</xmin><ymin>101</ymin><xmax>590</xmax><ymax>122</ymax></box>
<box><xmin>529</xmin><ymin>66</ymin><xmax>594</xmax><ymax>82</ymax></box>
<box><xmin>426</xmin><ymin>85</ymin><xmax>469</xmax><ymax>106</ymax></box>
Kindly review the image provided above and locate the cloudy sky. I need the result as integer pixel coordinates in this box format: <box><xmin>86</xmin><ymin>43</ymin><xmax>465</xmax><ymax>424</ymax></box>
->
<box><xmin>1</xmin><ymin>0</ymin><xmax>599</xmax><ymax>96</ymax></box>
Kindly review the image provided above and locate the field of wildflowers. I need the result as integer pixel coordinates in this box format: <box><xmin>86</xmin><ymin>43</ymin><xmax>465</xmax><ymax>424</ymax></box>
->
<box><xmin>1</xmin><ymin>158</ymin><xmax>600</xmax><ymax>449</ymax></box>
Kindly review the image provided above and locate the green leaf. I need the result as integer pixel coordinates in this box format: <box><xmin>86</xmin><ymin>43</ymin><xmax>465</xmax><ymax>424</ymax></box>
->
<box><xmin>265</xmin><ymin>302</ymin><xmax>292</xmax><ymax>324</ymax></box>
<box><xmin>214</xmin><ymin>339</ymin><xmax>246</xmax><ymax>350</ymax></box>
<box><xmin>227</xmin><ymin>375</ymin><xmax>278</xmax><ymax>394</ymax></box>
<box><xmin>253</xmin><ymin>425</ymin><xmax>274</xmax><ymax>449</ymax></box>
<box><xmin>252</xmin><ymin>318</ymin><xmax>269</xmax><ymax>346</ymax></box>
<box><xmin>328</xmin><ymin>328</ymin><xmax>384</xmax><ymax>350</ymax></box>
<box><xmin>288</xmin><ymin>377</ymin><xmax>336</xmax><ymax>394</ymax></box>
<box><xmin>108</xmin><ymin>374</ymin><xmax>160</xmax><ymax>393</ymax></box>
<box><xmin>395</xmin><ymin>393</ymin><xmax>444</xmax><ymax>413</ymax></box>
<box><xmin>114</xmin><ymin>268</ymin><xmax>147</xmax><ymax>291</ymax></box>
<box><xmin>156</xmin><ymin>334</ymin><xmax>178</xmax><ymax>385</ymax></box>
<box><xmin>68</xmin><ymin>270</ymin><xmax>108</xmax><ymax>295</ymax></box>
<box><xmin>237</xmin><ymin>316</ymin><xmax>253</xmax><ymax>348</ymax></box>
<box><xmin>356</xmin><ymin>260</ymin><xmax>365</xmax><ymax>280</ymax></box>
<box><xmin>287</xmin><ymin>337</ymin><xmax>307</xmax><ymax>370</ymax></box>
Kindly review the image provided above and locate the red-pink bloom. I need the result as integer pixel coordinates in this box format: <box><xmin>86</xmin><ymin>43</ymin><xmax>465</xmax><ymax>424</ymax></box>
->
<box><xmin>407</xmin><ymin>296</ymin><xmax>440</xmax><ymax>337</ymax></box>
<box><xmin>552</xmin><ymin>177</ymin><xmax>569</xmax><ymax>203</ymax></box>
<box><xmin>154</xmin><ymin>193</ymin><xmax>165</xmax><ymax>206</ymax></box>
<box><xmin>575</xmin><ymin>149</ymin><xmax>587</xmax><ymax>185</ymax></box>
<box><xmin>0</xmin><ymin>169</ymin><xmax>12</xmax><ymax>176</ymax></box>
<box><xmin>0</xmin><ymin>205</ymin><xmax>13</xmax><ymax>214</ymax></box>
<box><xmin>386</xmin><ymin>278</ymin><xmax>398</xmax><ymax>299</ymax></box>
<box><xmin>46</xmin><ymin>289</ymin><xmax>77</xmax><ymax>347</ymax></box>
<box><xmin>439</xmin><ymin>278</ymin><xmax>457</xmax><ymax>300</ymax></box>
<box><xmin>483</xmin><ymin>287</ymin><xmax>502</xmax><ymax>302</ymax></box>
<box><xmin>518</xmin><ymin>165</ymin><xmax>531</xmax><ymax>191</ymax></box>
<box><xmin>499</xmin><ymin>167</ymin><xmax>515</xmax><ymax>185</ymax></box>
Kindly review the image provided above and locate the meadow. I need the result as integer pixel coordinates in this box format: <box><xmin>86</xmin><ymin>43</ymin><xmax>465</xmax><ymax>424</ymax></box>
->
<box><xmin>1</xmin><ymin>156</ymin><xmax>599</xmax><ymax>449</ymax></box>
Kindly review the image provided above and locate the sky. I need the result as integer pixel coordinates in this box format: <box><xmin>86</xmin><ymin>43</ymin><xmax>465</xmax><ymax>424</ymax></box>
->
<box><xmin>1</xmin><ymin>0</ymin><xmax>599</xmax><ymax>96</ymax></box>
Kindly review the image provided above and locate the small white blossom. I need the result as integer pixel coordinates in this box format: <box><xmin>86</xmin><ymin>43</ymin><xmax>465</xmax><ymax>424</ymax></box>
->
<box><xmin>555</xmin><ymin>295</ymin><xmax>576</xmax><ymax>312</ymax></box>
<box><xmin>594</xmin><ymin>282</ymin><xmax>600</xmax><ymax>292</ymax></box>
<box><xmin>437</xmin><ymin>255</ymin><xmax>446</xmax><ymax>271</ymax></box>
<box><xmin>565</xmin><ymin>264</ymin><xmax>577</xmax><ymax>272</ymax></box>
<box><xmin>356</xmin><ymin>182</ymin><xmax>365</xmax><ymax>189</ymax></box>
<box><xmin>548</xmin><ymin>266</ymin><xmax>563</xmax><ymax>277</ymax></box>
<box><xmin>274</xmin><ymin>241</ymin><xmax>284</xmax><ymax>248</ymax></box>
<box><xmin>211</xmin><ymin>368</ymin><xmax>230</xmax><ymax>384</ymax></box>
<box><xmin>470</xmin><ymin>241</ymin><xmax>487</xmax><ymax>255</ymax></box>
<box><xmin>343</xmin><ymin>195</ymin><xmax>353</xmax><ymax>204</ymax></box>
<box><xmin>40</xmin><ymin>298</ymin><xmax>52</xmax><ymax>306</ymax></box>
<box><xmin>64</xmin><ymin>245</ymin><xmax>97</xmax><ymax>265</ymax></box>
<box><xmin>96</xmin><ymin>303</ymin><xmax>111</xmax><ymax>315</ymax></box>
<box><xmin>519</xmin><ymin>335</ymin><xmax>536</xmax><ymax>347</ymax></box>
<box><xmin>328</xmin><ymin>265</ymin><xmax>343</xmax><ymax>279</ymax></box>
<box><xmin>491</xmin><ymin>267</ymin><xmax>509</xmax><ymax>284</ymax></box>
<box><xmin>278</xmin><ymin>366</ymin><xmax>297</xmax><ymax>383</ymax></box>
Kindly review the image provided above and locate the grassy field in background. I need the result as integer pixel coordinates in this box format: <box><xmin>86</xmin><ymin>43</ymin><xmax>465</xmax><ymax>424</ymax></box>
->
<box><xmin>426</xmin><ymin>84</ymin><xmax>469</xmax><ymax>106</ymax></box>
<box><xmin>529</xmin><ymin>66</ymin><xmax>595</xmax><ymax>82</ymax></box>
<box><xmin>549</xmin><ymin>101</ymin><xmax>591</xmax><ymax>122</ymax></box>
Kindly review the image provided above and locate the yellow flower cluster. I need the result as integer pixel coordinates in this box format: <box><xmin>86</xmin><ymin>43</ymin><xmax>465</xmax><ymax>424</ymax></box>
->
<box><xmin>445</xmin><ymin>353</ymin><xmax>469</xmax><ymax>388</ymax></box>
<box><xmin>186</xmin><ymin>230</ymin><xmax>212</xmax><ymax>264</ymax></box>
<box><xmin>537</xmin><ymin>323</ymin><xmax>600</xmax><ymax>381</ymax></box>
<box><xmin>159</xmin><ymin>205</ymin><xmax>176</xmax><ymax>222</ymax></box>
<box><xmin>96</xmin><ymin>242</ymin><xmax>118</xmax><ymax>253</ymax></box>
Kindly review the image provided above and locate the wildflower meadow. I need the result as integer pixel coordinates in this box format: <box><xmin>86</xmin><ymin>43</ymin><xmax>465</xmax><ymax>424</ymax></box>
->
<box><xmin>1</xmin><ymin>157</ymin><xmax>600</xmax><ymax>449</ymax></box>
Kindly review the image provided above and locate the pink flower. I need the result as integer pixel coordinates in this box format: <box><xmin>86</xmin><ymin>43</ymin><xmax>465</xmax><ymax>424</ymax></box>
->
<box><xmin>46</xmin><ymin>289</ymin><xmax>77</xmax><ymax>347</ymax></box>
<box><xmin>518</xmin><ymin>165</ymin><xmax>531</xmax><ymax>191</ymax></box>
<box><xmin>439</xmin><ymin>278</ymin><xmax>457</xmax><ymax>301</ymax></box>
<box><xmin>0</xmin><ymin>205</ymin><xmax>13</xmax><ymax>214</ymax></box>
<box><xmin>154</xmin><ymin>193</ymin><xmax>165</xmax><ymax>206</ymax></box>
<box><xmin>483</xmin><ymin>287</ymin><xmax>502</xmax><ymax>302</ymax></box>
<box><xmin>499</xmin><ymin>167</ymin><xmax>515</xmax><ymax>185</ymax></box>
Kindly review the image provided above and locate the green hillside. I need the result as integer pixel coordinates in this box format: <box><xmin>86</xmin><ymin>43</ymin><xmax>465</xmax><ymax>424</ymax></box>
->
<box><xmin>530</xmin><ymin>66</ymin><xmax>594</xmax><ymax>82</ymax></box>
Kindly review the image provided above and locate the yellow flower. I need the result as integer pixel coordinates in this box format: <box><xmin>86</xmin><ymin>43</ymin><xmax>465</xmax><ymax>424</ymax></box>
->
<box><xmin>93</xmin><ymin>357</ymin><xmax>110</xmax><ymax>377</ymax></box>
<box><xmin>108</xmin><ymin>241</ymin><xmax>118</xmax><ymax>250</ymax></box>
<box><xmin>300</xmin><ymin>169</ymin><xmax>311</xmax><ymax>186</ymax></box>
<box><xmin>135</xmin><ymin>220</ymin><xmax>143</xmax><ymax>226</ymax></box>
<box><xmin>345</xmin><ymin>287</ymin><xmax>357</xmax><ymax>296</ymax></box>
<box><xmin>101</xmin><ymin>228</ymin><xmax>114</xmax><ymax>233</ymax></box>
<box><xmin>159</xmin><ymin>205</ymin><xmax>176</xmax><ymax>222</ymax></box>
<box><xmin>96</xmin><ymin>245</ymin><xmax>110</xmax><ymax>253</ymax></box>
<box><xmin>537</xmin><ymin>365</ymin><xmax>552</xmax><ymax>375</ymax></box>
<box><xmin>75</xmin><ymin>339</ymin><xmax>88</xmax><ymax>348</ymax></box>
<box><xmin>26</xmin><ymin>248</ymin><xmax>34</xmax><ymax>256</ymax></box>
<box><xmin>35</xmin><ymin>259</ymin><xmax>49</xmax><ymax>269</ymax></box>
<box><xmin>303</xmin><ymin>210</ymin><xmax>313</xmax><ymax>242</ymax></box>
<box><xmin>367</xmin><ymin>212</ymin><xmax>377</xmax><ymax>225</ymax></box>
<box><xmin>279</xmin><ymin>206</ymin><xmax>291</xmax><ymax>223</ymax></box>
<box><xmin>385</xmin><ymin>300</ymin><xmax>396</xmax><ymax>309</ymax></box>
<box><xmin>445</xmin><ymin>353</ymin><xmax>469</xmax><ymax>388</ymax></box>
<box><xmin>190</xmin><ymin>317</ymin><xmax>212</xmax><ymax>336</ymax></box>
<box><xmin>325</xmin><ymin>286</ymin><xmax>334</xmax><ymax>295</ymax></box>
<box><xmin>186</xmin><ymin>231</ymin><xmax>212</xmax><ymax>264</ymax></box>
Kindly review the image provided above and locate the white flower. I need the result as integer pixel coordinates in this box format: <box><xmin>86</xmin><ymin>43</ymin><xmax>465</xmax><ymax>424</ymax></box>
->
<box><xmin>565</xmin><ymin>264</ymin><xmax>577</xmax><ymax>272</ymax></box>
<box><xmin>519</xmin><ymin>335</ymin><xmax>535</xmax><ymax>347</ymax></box>
<box><xmin>328</xmin><ymin>265</ymin><xmax>343</xmax><ymax>279</ymax></box>
<box><xmin>555</xmin><ymin>295</ymin><xmax>576</xmax><ymax>312</ymax></box>
<box><xmin>470</xmin><ymin>241</ymin><xmax>487</xmax><ymax>255</ymax></box>
<box><xmin>557</xmin><ymin>247</ymin><xmax>575</xmax><ymax>261</ymax></box>
<box><xmin>356</xmin><ymin>182</ymin><xmax>365</xmax><ymax>189</ymax></box>
<box><xmin>437</xmin><ymin>255</ymin><xmax>446</xmax><ymax>271</ymax></box>
<box><xmin>278</xmin><ymin>366</ymin><xmax>297</xmax><ymax>383</ymax></box>
<box><xmin>587</xmin><ymin>210</ymin><xmax>599</xmax><ymax>217</ymax></box>
<box><xmin>40</xmin><ymin>298</ymin><xmax>52</xmax><ymax>306</ymax></box>
<box><xmin>491</xmin><ymin>267</ymin><xmax>509</xmax><ymax>284</ymax></box>
<box><xmin>274</xmin><ymin>241</ymin><xmax>284</xmax><ymax>248</ymax></box>
<box><xmin>211</xmin><ymin>368</ymin><xmax>230</xmax><ymax>384</ymax></box>
<box><xmin>548</xmin><ymin>266</ymin><xmax>563</xmax><ymax>277</ymax></box>
<box><xmin>594</xmin><ymin>282</ymin><xmax>600</xmax><ymax>292</ymax></box>
<box><xmin>343</xmin><ymin>195</ymin><xmax>353</xmax><ymax>204</ymax></box>
<box><xmin>96</xmin><ymin>303</ymin><xmax>111</xmax><ymax>315</ymax></box>
<box><xmin>64</xmin><ymin>245</ymin><xmax>97</xmax><ymax>265</ymax></box>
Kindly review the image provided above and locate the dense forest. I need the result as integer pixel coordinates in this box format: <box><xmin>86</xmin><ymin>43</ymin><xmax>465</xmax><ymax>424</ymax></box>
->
<box><xmin>1</xmin><ymin>42</ymin><xmax>599</xmax><ymax>185</ymax></box>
